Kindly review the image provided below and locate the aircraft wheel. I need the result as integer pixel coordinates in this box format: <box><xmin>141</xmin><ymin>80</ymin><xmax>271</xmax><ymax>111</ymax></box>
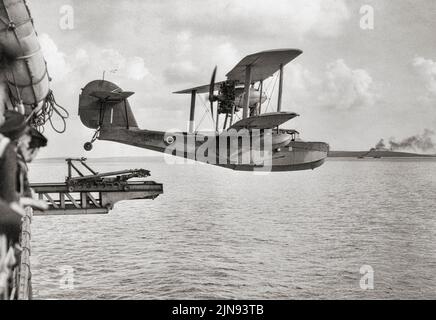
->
<box><xmin>84</xmin><ymin>142</ymin><xmax>93</xmax><ymax>151</ymax></box>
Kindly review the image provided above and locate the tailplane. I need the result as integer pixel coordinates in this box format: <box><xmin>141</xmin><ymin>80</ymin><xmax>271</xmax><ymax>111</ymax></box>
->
<box><xmin>78</xmin><ymin>80</ymin><xmax>138</xmax><ymax>130</ymax></box>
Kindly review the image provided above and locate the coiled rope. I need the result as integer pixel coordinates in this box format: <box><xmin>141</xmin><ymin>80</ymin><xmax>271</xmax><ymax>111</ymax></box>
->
<box><xmin>27</xmin><ymin>90</ymin><xmax>69</xmax><ymax>133</ymax></box>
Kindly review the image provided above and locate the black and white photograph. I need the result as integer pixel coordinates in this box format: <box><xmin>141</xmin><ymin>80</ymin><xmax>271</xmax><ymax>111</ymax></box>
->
<box><xmin>1</xmin><ymin>0</ymin><xmax>435</xmax><ymax>306</ymax></box>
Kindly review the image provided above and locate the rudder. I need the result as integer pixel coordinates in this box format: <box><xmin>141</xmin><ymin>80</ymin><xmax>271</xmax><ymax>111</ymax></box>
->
<box><xmin>78</xmin><ymin>80</ymin><xmax>138</xmax><ymax>130</ymax></box>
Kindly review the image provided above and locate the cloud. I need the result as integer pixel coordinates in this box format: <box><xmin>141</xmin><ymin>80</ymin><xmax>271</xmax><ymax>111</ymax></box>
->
<box><xmin>125</xmin><ymin>56</ymin><xmax>149</xmax><ymax>81</ymax></box>
<box><xmin>164</xmin><ymin>60</ymin><xmax>201</xmax><ymax>85</ymax></box>
<box><xmin>168</xmin><ymin>0</ymin><xmax>351</xmax><ymax>39</ymax></box>
<box><xmin>287</xmin><ymin>63</ymin><xmax>319</xmax><ymax>94</ymax></box>
<box><xmin>231</xmin><ymin>0</ymin><xmax>351</xmax><ymax>38</ymax></box>
<box><xmin>83</xmin><ymin>49</ymin><xmax>150</xmax><ymax>81</ymax></box>
<box><xmin>413</xmin><ymin>56</ymin><xmax>436</xmax><ymax>97</ymax></box>
<box><xmin>320</xmin><ymin>59</ymin><xmax>377</xmax><ymax>110</ymax></box>
<box><xmin>165</xmin><ymin>53</ymin><xmax>378</xmax><ymax>111</ymax></box>
<box><xmin>39</xmin><ymin>33</ymin><xmax>72</xmax><ymax>81</ymax></box>
<box><xmin>175</xmin><ymin>31</ymin><xmax>193</xmax><ymax>57</ymax></box>
<box><xmin>287</xmin><ymin>59</ymin><xmax>378</xmax><ymax>110</ymax></box>
<box><xmin>40</xmin><ymin>33</ymin><xmax>150</xmax><ymax>84</ymax></box>
<box><xmin>18</xmin><ymin>0</ymin><xmax>436</xmax><ymax>157</ymax></box>
<box><xmin>163</xmin><ymin>41</ymin><xmax>239</xmax><ymax>86</ymax></box>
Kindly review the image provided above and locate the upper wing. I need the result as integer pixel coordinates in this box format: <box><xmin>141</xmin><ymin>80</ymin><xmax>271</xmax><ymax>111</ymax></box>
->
<box><xmin>229</xmin><ymin>112</ymin><xmax>299</xmax><ymax>130</ymax></box>
<box><xmin>173</xmin><ymin>81</ymin><xmax>226</xmax><ymax>94</ymax></box>
<box><xmin>173</xmin><ymin>49</ymin><xmax>302</xmax><ymax>94</ymax></box>
<box><xmin>226</xmin><ymin>49</ymin><xmax>302</xmax><ymax>83</ymax></box>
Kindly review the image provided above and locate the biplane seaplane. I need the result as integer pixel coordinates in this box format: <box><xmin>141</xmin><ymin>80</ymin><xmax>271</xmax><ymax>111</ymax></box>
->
<box><xmin>78</xmin><ymin>49</ymin><xmax>329</xmax><ymax>171</ymax></box>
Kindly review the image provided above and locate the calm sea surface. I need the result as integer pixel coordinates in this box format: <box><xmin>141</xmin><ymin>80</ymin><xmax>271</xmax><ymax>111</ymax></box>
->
<box><xmin>27</xmin><ymin>157</ymin><xmax>436</xmax><ymax>299</ymax></box>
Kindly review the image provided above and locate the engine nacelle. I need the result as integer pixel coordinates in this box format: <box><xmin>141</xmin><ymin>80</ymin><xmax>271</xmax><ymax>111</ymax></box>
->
<box><xmin>234</xmin><ymin>88</ymin><xmax>267</xmax><ymax>108</ymax></box>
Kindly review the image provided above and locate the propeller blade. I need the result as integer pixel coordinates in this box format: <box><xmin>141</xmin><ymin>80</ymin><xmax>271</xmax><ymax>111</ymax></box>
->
<box><xmin>209</xmin><ymin>66</ymin><xmax>217</xmax><ymax>102</ymax></box>
<box><xmin>210</xmin><ymin>100</ymin><xmax>214</xmax><ymax>120</ymax></box>
<box><xmin>209</xmin><ymin>66</ymin><xmax>217</xmax><ymax>119</ymax></box>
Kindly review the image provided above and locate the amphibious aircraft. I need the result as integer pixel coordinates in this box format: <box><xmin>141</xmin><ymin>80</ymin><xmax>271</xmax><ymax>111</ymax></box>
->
<box><xmin>78</xmin><ymin>49</ymin><xmax>329</xmax><ymax>171</ymax></box>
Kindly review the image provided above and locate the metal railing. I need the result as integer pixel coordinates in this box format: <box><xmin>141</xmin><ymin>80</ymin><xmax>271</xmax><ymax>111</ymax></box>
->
<box><xmin>0</xmin><ymin>207</ymin><xmax>32</xmax><ymax>300</ymax></box>
<box><xmin>18</xmin><ymin>207</ymin><xmax>32</xmax><ymax>300</ymax></box>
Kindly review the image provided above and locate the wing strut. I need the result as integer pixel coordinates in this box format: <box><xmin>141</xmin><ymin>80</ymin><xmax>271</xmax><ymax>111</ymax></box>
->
<box><xmin>277</xmin><ymin>63</ymin><xmax>284</xmax><ymax>112</ymax></box>
<box><xmin>229</xmin><ymin>104</ymin><xmax>235</xmax><ymax>127</ymax></box>
<box><xmin>189</xmin><ymin>90</ymin><xmax>196</xmax><ymax>133</ymax></box>
<box><xmin>215</xmin><ymin>107</ymin><xmax>219</xmax><ymax>133</ymax></box>
<box><xmin>223</xmin><ymin>113</ymin><xmax>229</xmax><ymax>130</ymax></box>
<box><xmin>242</xmin><ymin>65</ymin><xmax>252</xmax><ymax>119</ymax></box>
<box><xmin>258</xmin><ymin>80</ymin><xmax>263</xmax><ymax>115</ymax></box>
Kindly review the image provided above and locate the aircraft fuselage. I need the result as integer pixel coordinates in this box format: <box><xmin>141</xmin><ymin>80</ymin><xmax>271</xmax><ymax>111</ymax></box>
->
<box><xmin>98</xmin><ymin>127</ymin><xmax>329</xmax><ymax>172</ymax></box>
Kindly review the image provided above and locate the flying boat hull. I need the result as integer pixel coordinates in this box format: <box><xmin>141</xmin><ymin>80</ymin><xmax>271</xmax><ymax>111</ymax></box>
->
<box><xmin>98</xmin><ymin>127</ymin><xmax>329</xmax><ymax>172</ymax></box>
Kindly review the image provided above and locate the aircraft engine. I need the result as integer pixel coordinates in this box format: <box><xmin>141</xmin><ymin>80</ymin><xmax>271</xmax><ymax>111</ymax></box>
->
<box><xmin>217</xmin><ymin>80</ymin><xmax>236</xmax><ymax>115</ymax></box>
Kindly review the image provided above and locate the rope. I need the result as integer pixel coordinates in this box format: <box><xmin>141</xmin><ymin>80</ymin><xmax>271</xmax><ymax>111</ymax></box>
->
<box><xmin>27</xmin><ymin>90</ymin><xmax>69</xmax><ymax>133</ymax></box>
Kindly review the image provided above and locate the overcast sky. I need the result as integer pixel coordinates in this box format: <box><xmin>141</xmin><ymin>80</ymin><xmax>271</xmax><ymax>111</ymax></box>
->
<box><xmin>25</xmin><ymin>0</ymin><xmax>436</xmax><ymax>158</ymax></box>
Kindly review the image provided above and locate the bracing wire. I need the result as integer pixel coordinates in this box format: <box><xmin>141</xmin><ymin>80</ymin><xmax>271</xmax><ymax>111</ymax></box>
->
<box><xmin>199</xmin><ymin>94</ymin><xmax>214</xmax><ymax>122</ymax></box>
<box><xmin>195</xmin><ymin>94</ymin><xmax>214</xmax><ymax>131</ymax></box>
<box><xmin>264</xmin><ymin>73</ymin><xmax>276</xmax><ymax>94</ymax></box>
<box><xmin>265</xmin><ymin>73</ymin><xmax>279</xmax><ymax>113</ymax></box>
<box><xmin>195</xmin><ymin>110</ymin><xmax>208</xmax><ymax>132</ymax></box>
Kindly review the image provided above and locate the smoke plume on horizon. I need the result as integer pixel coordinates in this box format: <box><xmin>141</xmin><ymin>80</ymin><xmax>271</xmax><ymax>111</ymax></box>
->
<box><xmin>385</xmin><ymin>129</ymin><xmax>435</xmax><ymax>153</ymax></box>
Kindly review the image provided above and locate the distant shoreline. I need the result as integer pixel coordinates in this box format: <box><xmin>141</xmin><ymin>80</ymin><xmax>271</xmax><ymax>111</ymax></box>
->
<box><xmin>34</xmin><ymin>150</ymin><xmax>436</xmax><ymax>163</ymax></box>
<box><xmin>328</xmin><ymin>150</ymin><xmax>436</xmax><ymax>158</ymax></box>
<box><xmin>33</xmin><ymin>156</ymin><xmax>165</xmax><ymax>163</ymax></box>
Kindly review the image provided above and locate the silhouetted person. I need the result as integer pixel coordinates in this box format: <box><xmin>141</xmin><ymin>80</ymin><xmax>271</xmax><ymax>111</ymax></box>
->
<box><xmin>0</xmin><ymin>110</ymin><xmax>26</xmax><ymax>244</ymax></box>
<box><xmin>17</xmin><ymin>127</ymin><xmax>48</xmax><ymax>198</ymax></box>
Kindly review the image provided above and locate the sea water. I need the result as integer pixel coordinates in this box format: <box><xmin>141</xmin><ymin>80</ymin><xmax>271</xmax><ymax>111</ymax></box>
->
<box><xmin>28</xmin><ymin>157</ymin><xmax>436</xmax><ymax>299</ymax></box>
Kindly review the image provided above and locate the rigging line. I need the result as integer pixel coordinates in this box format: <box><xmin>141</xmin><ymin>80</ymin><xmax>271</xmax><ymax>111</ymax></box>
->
<box><xmin>198</xmin><ymin>93</ymin><xmax>214</xmax><ymax>124</ymax></box>
<box><xmin>265</xmin><ymin>72</ymin><xmax>279</xmax><ymax>113</ymax></box>
<box><xmin>266</xmin><ymin>73</ymin><xmax>279</xmax><ymax>110</ymax></box>
<box><xmin>195</xmin><ymin>94</ymin><xmax>210</xmax><ymax>131</ymax></box>
<box><xmin>264</xmin><ymin>72</ymin><xmax>276</xmax><ymax>95</ymax></box>
<box><xmin>195</xmin><ymin>109</ymin><xmax>208</xmax><ymax>132</ymax></box>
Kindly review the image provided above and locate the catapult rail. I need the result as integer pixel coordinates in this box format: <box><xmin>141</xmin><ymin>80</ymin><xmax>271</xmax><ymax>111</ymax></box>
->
<box><xmin>32</xmin><ymin>180</ymin><xmax>159</xmax><ymax>193</ymax></box>
<box><xmin>29</xmin><ymin>158</ymin><xmax>164</xmax><ymax>215</ymax></box>
<box><xmin>67</xmin><ymin>169</ymin><xmax>149</xmax><ymax>183</ymax></box>
<box><xmin>30</xmin><ymin>181</ymin><xmax>163</xmax><ymax>216</ymax></box>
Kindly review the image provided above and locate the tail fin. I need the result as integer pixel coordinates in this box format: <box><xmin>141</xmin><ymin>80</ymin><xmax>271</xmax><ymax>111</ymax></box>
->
<box><xmin>78</xmin><ymin>80</ymin><xmax>138</xmax><ymax>129</ymax></box>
